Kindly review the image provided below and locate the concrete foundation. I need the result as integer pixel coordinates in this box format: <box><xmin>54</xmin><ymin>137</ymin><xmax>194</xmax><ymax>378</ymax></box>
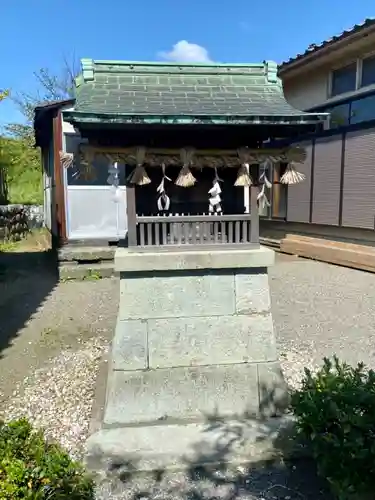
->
<box><xmin>86</xmin><ymin>246</ymin><xmax>289</xmax><ymax>472</ymax></box>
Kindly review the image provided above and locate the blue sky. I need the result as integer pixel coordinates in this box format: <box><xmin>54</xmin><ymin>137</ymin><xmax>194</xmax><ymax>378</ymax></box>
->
<box><xmin>1</xmin><ymin>0</ymin><xmax>374</xmax><ymax>128</ymax></box>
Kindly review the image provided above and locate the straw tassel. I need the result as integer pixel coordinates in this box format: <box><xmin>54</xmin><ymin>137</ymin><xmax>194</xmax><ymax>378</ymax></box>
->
<box><xmin>127</xmin><ymin>146</ymin><xmax>151</xmax><ymax>185</ymax></box>
<box><xmin>60</xmin><ymin>151</ymin><xmax>74</xmax><ymax>169</ymax></box>
<box><xmin>175</xmin><ymin>147</ymin><xmax>196</xmax><ymax>187</ymax></box>
<box><xmin>235</xmin><ymin>147</ymin><xmax>253</xmax><ymax>187</ymax></box>
<box><xmin>280</xmin><ymin>163</ymin><xmax>306</xmax><ymax>184</ymax></box>
<box><xmin>157</xmin><ymin>164</ymin><xmax>171</xmax><ymax>211</ymax></box>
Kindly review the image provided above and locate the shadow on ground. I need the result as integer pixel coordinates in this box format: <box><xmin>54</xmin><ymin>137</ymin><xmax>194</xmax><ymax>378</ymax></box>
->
<box><xmin>0</xmin><ymin>249</ymin><xmax>58</xmax><ymax>357</ymax></box>
<box><xmin>92</xmin><ymin>385</ymin><xmax>333</xmax><ymax>500</ymax></box>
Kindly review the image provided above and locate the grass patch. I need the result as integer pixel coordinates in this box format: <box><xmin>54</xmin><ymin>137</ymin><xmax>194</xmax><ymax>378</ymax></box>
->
<box><xmin>0</xmin><ymin>228</ymin><xmax>51</xmax><ymax>253</ymax></box>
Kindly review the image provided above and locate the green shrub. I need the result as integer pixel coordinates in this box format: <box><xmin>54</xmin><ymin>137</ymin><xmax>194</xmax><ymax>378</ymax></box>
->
<box><xmin>291</xmin><ymin>356</ymin><xmax>375</xmax><ymax>499</ymax></box>
<box><xmin>0</xmin><ymin>418</ymin><xmax>94</xmax><ymax>499</ymax></box>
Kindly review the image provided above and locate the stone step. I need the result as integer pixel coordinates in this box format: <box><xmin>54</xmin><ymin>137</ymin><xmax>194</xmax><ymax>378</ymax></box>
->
<box><xmin>59</xmin><ymin>262</ymin><xmax>116</xmax><ymax>280</ymax></box>
<box><xmin>58</xmin><ymin>245</ymin><xmax>116</xmax><ymax>263</ymax></box>
<box><xmin>85</xmin><ymin>415</ymin><xmax>303</xmax><ymax>474</ymax></box>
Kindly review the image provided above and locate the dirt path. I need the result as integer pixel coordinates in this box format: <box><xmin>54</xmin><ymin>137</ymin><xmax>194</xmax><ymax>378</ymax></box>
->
<box><xmin>0</xmin><ymin>253</ymin><xmax>118</xmax><ymax>404</ymax></box>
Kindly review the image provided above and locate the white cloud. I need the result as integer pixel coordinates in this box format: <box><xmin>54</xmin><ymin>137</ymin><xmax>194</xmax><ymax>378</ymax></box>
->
<box><xmin>158</xmin><ymin>40</ymin><xmax>212</xmax><ymax>63</ymax></box>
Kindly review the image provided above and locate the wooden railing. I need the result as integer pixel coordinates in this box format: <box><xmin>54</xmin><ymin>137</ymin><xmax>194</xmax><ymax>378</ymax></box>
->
<box><xmin>126</xmin><ymin>184</ymin><xmax>259</xmax><ymax>250</ymax></box>
<box><xmin>128</xmin><ymin>214</ymin><xmax>258</xmax><ymax>248</ymax></box>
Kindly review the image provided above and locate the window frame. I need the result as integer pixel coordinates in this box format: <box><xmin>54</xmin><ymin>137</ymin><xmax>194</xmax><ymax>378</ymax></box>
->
<box><xmin>360</xmin><ymin>52</ymin><xmax>375</xmax><ymax>88</ymax></box>
<box><xmin>329</xmin><ymin>60</ymin><xmax>359</xmax><ymax>98</ymax></box>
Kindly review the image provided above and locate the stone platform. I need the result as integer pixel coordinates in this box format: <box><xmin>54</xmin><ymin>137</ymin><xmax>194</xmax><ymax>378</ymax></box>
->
<box><xmin>86</xmin><ymin>246</ymin><xmax>289</xmax><ymax>472</ymax></box>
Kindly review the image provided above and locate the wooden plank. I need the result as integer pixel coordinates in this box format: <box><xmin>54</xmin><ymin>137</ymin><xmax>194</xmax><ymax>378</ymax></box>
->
<box><xmin>81</xmin><ymin>144</ymin><xmax>295</xmax><ymax>158</ymax></box>
<box><xmin>136</xmin><ymin>214</ymin><xmax>254</xmax><ymax>223</ymax></box>
<box><xmin>280</xmin><ymin>235</ymin><xmax>375</xmax><ymax>273</ymax></box>
<box><xmin>53</xmin><ymin>112</ymin><xmax>67</xmax><ymax>243</ymax></box>
<box><xmin>126</xmin><ymin>185</ymin><xmax>138</xmax><ymax>246</ymax></box>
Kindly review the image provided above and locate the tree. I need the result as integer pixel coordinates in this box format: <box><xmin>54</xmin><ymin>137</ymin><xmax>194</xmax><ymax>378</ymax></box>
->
<box><xmin>0</xmin><ymin>89</ymin><xmax>9</xmax><ymax>102</ymax></box>
<box><xmin>0</xmin><ymin>57</ymin><xmax>78</xmax><ymax>205</ymax></box>
<box><xmin>7</xmin><ymin>56</ymin><xmax>78</xmax><ymax>139</ymax></box>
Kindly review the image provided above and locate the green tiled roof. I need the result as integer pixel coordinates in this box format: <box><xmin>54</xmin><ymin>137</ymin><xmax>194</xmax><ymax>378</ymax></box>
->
<box><xmin>64</xmin><ymin>59</ymin><xmax>326</xmax><ymax>126</ymax></box>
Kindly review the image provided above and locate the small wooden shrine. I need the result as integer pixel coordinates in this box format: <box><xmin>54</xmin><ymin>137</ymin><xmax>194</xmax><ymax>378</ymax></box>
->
<box><xmin>63</xmin><ymin>59</ymin><xmax>325</xmax><ymax>248</ymax></box>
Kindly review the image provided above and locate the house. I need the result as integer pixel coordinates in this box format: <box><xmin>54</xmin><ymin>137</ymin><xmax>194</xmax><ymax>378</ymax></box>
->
<box><xmin>270</xmin><ymin>18</ymin><xmax>375</xmax><ymax>244</ymax></box>
<box><xmin>34</xmin><ymin>59</ymin><xmax>323</xmax><ymax>249</ymax></box>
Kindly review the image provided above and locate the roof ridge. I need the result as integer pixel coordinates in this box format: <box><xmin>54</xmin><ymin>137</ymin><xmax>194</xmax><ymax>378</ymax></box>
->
<box><xmin>79</xmin><ymin>58</ymin><xmax>280</xmax><ymax>85</ymax></box>
<box><xmin>92</xmin><ymin>59</ymin><xmax>266</xmax><ymax>68</ymax></box>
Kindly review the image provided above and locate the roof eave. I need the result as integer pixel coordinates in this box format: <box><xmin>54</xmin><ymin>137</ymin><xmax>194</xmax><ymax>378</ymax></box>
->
<box><xmin>279</xmin><ymin>19</ymin><xmax>375</xmax><ymax>77</ymax></box>
<box><xmin>63</xmin><ymin>110</ymin><xmax>326</xmax><ymax>127</ymax></box>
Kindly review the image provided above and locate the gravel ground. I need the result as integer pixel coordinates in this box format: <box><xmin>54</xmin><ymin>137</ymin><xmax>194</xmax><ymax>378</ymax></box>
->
<box><xmin>1</xmin><ymin>253</ymin><xmax>375</xmax><ymax>499</ymax></box>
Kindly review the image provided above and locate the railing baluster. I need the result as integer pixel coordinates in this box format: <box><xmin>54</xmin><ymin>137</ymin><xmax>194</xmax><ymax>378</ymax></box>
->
<box><xmin>214</xmin><ymin>221</ymin><xmax>219</xmax><ymax>243</ymax></box>
<box><xmin>175</xmin><ymin>223</ymin><xmax>182</xmax><ymax>244</ymax></box>
<box><xmin>183</xmin><ymin>222</ymin><xmax>190</xmax><ymax>244</ymax></box>
<box><xmin>139</xmin><ymin>223</ymin><xmax>145</xmax><ymax>246</ymax></box>
<box><xmin>198</xmin><ymin>221</ymin><xmax>204</xmax><ymax>243</ymax></box>
<box><xmin>191</xmin><ymin>222</ymin><xmax>197</xmax><ymax>244</ymax></box>
<box><xmin>221</xmin><ymin>221</ymin><xmax>226</xmax><ymax>243</ymax></box>
<box><xmin>162</xmin><ymin>221</ymin><xmax>167</xmax><ymax>244</ymax></box>
<box><xmin>147</xmin><ymin>223</ymin><xmax>152</xmax><ymax>245</ymax></box>
<box><xmin>242</xmin><ymin>220</ymin><xmax>248</xmax><ymax>243</ymax></box>
<box><xmin>154</xmin><ymin>222</ymin><xmax>160</xmax><ymax>246</ymax></box>
<box><xmin>228</xmin><ymin>221</ymin><xmax>233</xmax><ymax>243</ymax></box>
<box><xmin>235</xmin><ymin>221</ymin><xmax>240</xmax><ymax>243</ymax></box>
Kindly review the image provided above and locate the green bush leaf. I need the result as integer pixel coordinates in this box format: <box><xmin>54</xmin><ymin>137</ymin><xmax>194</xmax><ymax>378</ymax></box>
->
<box><xmin>291</xmin><ymin>357</ymin><xmax>375</xmax><ymax>499</ymax></box>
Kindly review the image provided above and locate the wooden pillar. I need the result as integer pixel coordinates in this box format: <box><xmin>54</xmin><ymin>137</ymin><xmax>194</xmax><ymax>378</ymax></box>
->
<box><xmin>126</xmin><ymin>185</ymin><xmax>137</xmax><ymax>246</ymax></box>
<box><xmin>250</xmin><ymin>185</ymin><xmax>259</xmax><ymax>244</ymax></box>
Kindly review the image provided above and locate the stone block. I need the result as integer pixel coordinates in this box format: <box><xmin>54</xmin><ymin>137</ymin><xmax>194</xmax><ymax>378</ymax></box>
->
<box><xmin>119</xmin><ymin>273</ymin><xmax>235</xmax><ymax>320</ymax></box>
<box><xmin>104</xmin><ymin>363</ymin><xmax>259</xmax><ymax>426</ymax></box>
<box><xmin>112</xmin><ymin>320</ymin><xmax>148</xmax><ymax>370</ymax></box>
<box><xmin>148</xmin><ymin>314</ymin><xmax>277</xmax><ymax>368</ymax></box>
<box><xmin>115</xmin><ymin>246</ymin><xmax>275</xmax><ymax>272</ymax></box>
<box><xmin>235</xmin><ymin>272</ymin><xmax>271</xmax><ymax>315</ymax></box>
<box><xmin>258</xmin><ymin>361</ymin><xmax>290</xmax><ymax>417</ymax></box>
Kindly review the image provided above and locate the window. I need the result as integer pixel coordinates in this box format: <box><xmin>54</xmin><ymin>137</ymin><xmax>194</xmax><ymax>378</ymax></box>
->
<box><xmin>327</xmin><ymin>102</ymin><xmax>351</xmax><ymax>128</ymax></box>
<box><xmin>331</xmin><ymin>63</ymin><xmax>357</xmax><ymax>96</ymax></box>
<box><xmin>350</xmin><ymin>94</ymin><xmax>375</xmax><ymax>124</ymax></box>
<box><xmin>361</xmin><ymin>55</ymin><xmax>375</xmax><ymax>87</ymax></box>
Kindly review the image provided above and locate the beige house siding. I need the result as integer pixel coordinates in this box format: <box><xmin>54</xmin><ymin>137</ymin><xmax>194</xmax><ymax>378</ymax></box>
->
<box><xmin>283</xmin><ymin>70</ymin><xmax>329</xmax><ymax>110</ymax></box>
<box><xmin>312</xmin><ymin>136</ymin><xmax>342</xmax><ymax>225</ymax></box>
<box><xmin>342</xmin><ymin>128</ymin><xmax>375</xmax><ymax>229</ymax></box>
<box><xmin>286</xmin><ymin>142</ymin><xmax>312</xmax><ymax>222</ymax></box>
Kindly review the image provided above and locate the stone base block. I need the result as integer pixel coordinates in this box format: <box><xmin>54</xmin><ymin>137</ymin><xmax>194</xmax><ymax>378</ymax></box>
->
<box><xmin>104</xmin><ymin>361</ymin><xmax>288</xmax><ymax>426</ymax></box>
<box><xmin>86</xmin><ymin>415</ymin><xmax>298</xmax><ymax>474</ymax></box>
